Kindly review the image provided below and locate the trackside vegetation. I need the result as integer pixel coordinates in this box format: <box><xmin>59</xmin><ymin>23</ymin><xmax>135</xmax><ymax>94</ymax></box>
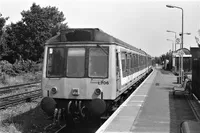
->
<box><xmin>0</xmin><ymin>3</ymin><xmax>68</xmax><ymax>85</ymax></box>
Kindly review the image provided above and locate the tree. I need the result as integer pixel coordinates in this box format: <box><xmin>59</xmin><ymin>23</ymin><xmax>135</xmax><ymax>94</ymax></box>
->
<box><xmin>3</xmin><ymin>22</ymin><xmax>26</xmax><ymax>63</ymax></box>
<box><xmin>195</xmin><ymin>29</ymin><xmax>200</xmax><ymax>47</ymax></box>
<box><xmin>20</xmin><ymin>3</ymin><xmax>66</xmax><ymax>61</ymax></box>
<box><xmin>0</xmin><ymin>13</ymin><xmax>9</xmax><ymax>60</ymax></box>
<box><xmin>3</xmin><ymin>3</ymin><xmax>67</xmax><ymax>62</ymax></box>
<box><xmin>0</xmin><ymin>13</ymin><xmax>9</xmax><ymax>37</ymax></box>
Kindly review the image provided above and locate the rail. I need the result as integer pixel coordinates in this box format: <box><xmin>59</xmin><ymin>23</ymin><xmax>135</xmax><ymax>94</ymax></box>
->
<box><xmin>0</xmin><ymin>89</ymin><xmax>42</xmax><ymax>109</ymax></box>
<box><xmin>0</xmin><ymin>81</ymin><xmax>41</xmax><ymax>93</ymax></box>
<box><xmin>0</xmin><ymin>81</ymin><xmax>41</xmax><ymax>90</ymax></box>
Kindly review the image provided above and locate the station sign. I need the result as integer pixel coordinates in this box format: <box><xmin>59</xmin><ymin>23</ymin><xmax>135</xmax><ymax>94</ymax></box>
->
<box><xmin>176</xmin><ymin>38</ymin><xmax>180</xmax><ymax>44</ymax></box>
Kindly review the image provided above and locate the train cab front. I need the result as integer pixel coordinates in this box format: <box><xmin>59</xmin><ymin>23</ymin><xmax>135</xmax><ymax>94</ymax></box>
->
<box><xmin>40</xmin><ymin>44</ymin><xmax>115</xmax><ymax>119</ymax></box>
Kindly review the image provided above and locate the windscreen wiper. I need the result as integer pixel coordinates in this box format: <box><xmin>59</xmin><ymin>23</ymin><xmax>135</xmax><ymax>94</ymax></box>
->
<box><xmin>97</xmin><ymin>44</ymin><xmax>108</xmax><ymax>55</ymax></box>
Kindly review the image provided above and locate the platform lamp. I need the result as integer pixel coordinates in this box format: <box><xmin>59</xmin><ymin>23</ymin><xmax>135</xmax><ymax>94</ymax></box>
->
<box><xmin>166</xmin><ymin>30</ymin><xmax>177</xmax><ymax>51</ymax></box>
<box><xmin>179</xmin><ymin>32</ymin><xmax>191</xmax><ymax>36</ymax></box>
<box><xmin>166</xmin><ymin>39</ymin><xmax>174</xmax><ymax>52</ymax></box>
<box><xmin>166</xmin><ymin>5</ymin><xmax>184</xmax><ymax>84</ymax></box>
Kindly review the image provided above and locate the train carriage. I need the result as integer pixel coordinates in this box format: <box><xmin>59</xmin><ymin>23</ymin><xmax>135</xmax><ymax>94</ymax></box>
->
<box><xmin>40</xmin><ymin>28</ymin><xmax>152</xmax><ymax>122</ymax></box>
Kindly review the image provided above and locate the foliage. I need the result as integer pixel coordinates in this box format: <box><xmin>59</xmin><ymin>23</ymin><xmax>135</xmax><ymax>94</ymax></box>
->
<box><xmin>0</xmin><ymin>60</ymin><xmax>16</xmax><ymax>76</ymax></box>
<box><xmin>2</xmin><ymin>22</ymin><xmax>26</xmax><ymax>63</ymax></box>
<box><xmin>195</xmin><ymin>29</ymin><xmax>200</xmax><ymax>47</ymax></box>
<box><xmin>19</xmin><ymin>3</ymin><xmax>66</xmax><ymax>61</ymax></box>
<box><xmin>0</xmin><ymin>60</ymin><xmax>42</xmax><ymax>76</ymax></box>
<box><xmin>0</xmin><ymin>14</ymin><xmax>9</xmax><ymax>60</ymax></box>
<box><xmin>0</xmin><ymin>60</ymin><xmax>42</xmax><ymax>85</ymax></box>
<box><xmin>2</xmin><ymin>3</ymin><xmax>67</xmax><ymax>63</ymax></box>
<box><xmin>0</xmin><ymin>13</ymin><xmax>9</xmax><ymax>37</ymax></box>
<box><xmin>153</xmin><ymin>57</ymin><xmax>162</xmax><ymax>64</ymax></box>
<box><xmin>0</xmin><ymin>3</ymin><xmax>67</xmax><ymax>82</ymax></box>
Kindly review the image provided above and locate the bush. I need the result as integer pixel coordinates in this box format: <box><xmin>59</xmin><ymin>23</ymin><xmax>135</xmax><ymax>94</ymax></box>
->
<box><xmin>0</xmin><ymin>60</ymin><xmax>42</xmax><ymax>76</ymax></box>
<box><xmin>0</xmin><ymin>60</ymin><xmax>16</xmax><ymax>76</ymax></box>
<box><xmin>0</xmin><ymin>60</ymin><xmax>42</xmax><ymax>85</ymax></box>
<box><xmin>32</xmin><ymin>62</ymin><xmax>43</xmax><ymax>72</ymax></box>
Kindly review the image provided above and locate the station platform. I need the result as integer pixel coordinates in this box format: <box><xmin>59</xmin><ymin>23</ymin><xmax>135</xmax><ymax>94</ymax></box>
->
<box><xmin>96</xmin><ymin>67</ymin><xmax>200</xmax><ymax>133</ymax></box>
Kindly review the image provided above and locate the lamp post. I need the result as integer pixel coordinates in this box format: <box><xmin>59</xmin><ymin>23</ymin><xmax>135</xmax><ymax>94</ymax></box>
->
<box><xmin>166</xmin><ymin>5</ymin><xmax>184</xmax><ymax>84</ymax></box>
<box><xmin>167</xmin><ymin>30</ymin><xmax>177</xmax><ymax>51</ymax></box>
<box><xmin>179</xmin><ymin>33</ymin><xmax>191</xmax><ymax>49</ymax></box>
<box><xmin>166</xmin><ymin>39</ymin><xmax>174</xmax><ymax>52</ymax></box>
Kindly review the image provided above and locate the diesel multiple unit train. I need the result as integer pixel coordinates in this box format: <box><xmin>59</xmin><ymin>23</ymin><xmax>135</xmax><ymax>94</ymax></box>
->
<box><xmin>40</xmin><ymin>28</ymin><xmax>152</xmax><ymax>123</ymax></box>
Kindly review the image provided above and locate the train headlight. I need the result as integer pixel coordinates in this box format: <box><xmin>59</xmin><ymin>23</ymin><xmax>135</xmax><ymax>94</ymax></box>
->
<box><xmin>51</xmin><ymin>87</ymin><xmax>57</xmax><ymax>94</ymax></box>
<box><xmin>94</xmin><ymin>88</ymin><xmax>101</xmax><ymax>95</ymax></box>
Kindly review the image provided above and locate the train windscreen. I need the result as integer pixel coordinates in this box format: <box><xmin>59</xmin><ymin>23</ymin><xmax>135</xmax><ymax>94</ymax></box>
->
<box><xmin>88</xmin><ymin>47</ymin><xmax>108</xmax><ymax>78</ymax></box>
<box><xmin>46</xmin><ymin>47</ymin><xmax>65</xmax><ymax>77</ymax></box>
<box><xmin>46</xmin><ymin>46</ymin><xmax>108</xmax><ymax>78</ymax></box>
<box><xmin>66</xmin><ymin>48</ymin><xmax>85</xmax><ymax>77</ymax></box>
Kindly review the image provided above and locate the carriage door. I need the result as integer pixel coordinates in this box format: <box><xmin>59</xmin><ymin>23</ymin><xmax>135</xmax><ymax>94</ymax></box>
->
<box><xmin>116</xmin><ymin>50</ymin><xmax>121</xmax><ymax>91</ymax></box>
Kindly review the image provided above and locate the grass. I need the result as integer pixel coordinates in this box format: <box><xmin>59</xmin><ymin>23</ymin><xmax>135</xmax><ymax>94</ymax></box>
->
<box><xmin>0</xmin><ymin>123</ymin><xmax>21</xmax><ymax>133</ymax></box>
<box><xmin>0</xmin><ymin>102</ymin><xmax>52</xmax><ymax>133</ymax></box>
<box><xmin>0</xmin><ymin>71</ymin><xmax>42</xmax><ymax>87</ymax></box>
<box><xmin>0</xmin><ymin>103</ymin><xmax>38</xmax><ymax>133</ymax></box>
<box><xmin>0</xmin><ymin>63</ymin><xmax>48</xmax><ymax>132</ymax></box>
<box><xmin>0</xmin><ymin>71</ymin><xmax>41</xmax><ymax>101</ymax></box>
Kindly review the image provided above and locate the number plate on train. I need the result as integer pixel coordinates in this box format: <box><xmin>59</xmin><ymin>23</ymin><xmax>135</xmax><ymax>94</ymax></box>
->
<box><xmin>72</xmin><ymin>88</ymin><xmax>80</xmax><ymax>96</ymax></box>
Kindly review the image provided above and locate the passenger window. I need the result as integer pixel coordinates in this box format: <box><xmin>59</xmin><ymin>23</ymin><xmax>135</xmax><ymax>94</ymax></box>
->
<box><xmin>126</xmin><ymin>54</ymin><xmax>130</xmax><ymax>76</ymax></box>
<box><xmin>89</xmin><ymin>47</ymin><xmax>108</xmax><ymax>78</ymax></box>
<box><xmin>121</xmin><ymin>53</ymin><xmax>126</xmax><ymax>77</ymax></box>
<box><xmin>129</xmin><ymin>54</ymin><xmax>132</xmax><ymax>74</ymax></box>
<box><xmin>136</xmin><ymin>54</ymin><xmax>139</xmax><ymax>71</ymax></box>
<box><xmin>131</xmin><ymin>54</ymin><xmax>134</xmax><ymax>73</ymax></box>
<box><xmin>139</xmin><ymin>55</ymin><xmax>141</xmax><ymax>69</ymax></box>
<box><xmin>116</xmin><ymin>51</ymin><xmax>119</xmax><ymax>74</ymax></box>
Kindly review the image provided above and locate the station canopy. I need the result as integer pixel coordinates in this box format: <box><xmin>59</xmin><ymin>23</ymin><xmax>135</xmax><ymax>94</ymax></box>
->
<box><xmin>173</xmin><ymin>48</ymin><xmax>191</xmax><ymax>57</ymax></box>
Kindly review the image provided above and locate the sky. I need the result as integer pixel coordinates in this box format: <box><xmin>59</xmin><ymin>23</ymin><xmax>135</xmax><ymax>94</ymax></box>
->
<box><xmin>1</xmin><ymin>0</ymin><xmax>200</xmax><ymax>57</ymax></box>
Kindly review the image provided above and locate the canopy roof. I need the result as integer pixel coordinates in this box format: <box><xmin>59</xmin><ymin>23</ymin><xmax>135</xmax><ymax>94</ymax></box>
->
<box><xmin>173</xmin><ymin>48</ymin><xmax>191</xmax><ymax>57</ymax></box>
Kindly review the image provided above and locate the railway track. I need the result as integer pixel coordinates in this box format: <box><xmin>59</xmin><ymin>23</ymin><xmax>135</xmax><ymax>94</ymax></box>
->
<box><xmin>0</xmin><ymin>81</ymin><xmax>41</xmax><ymax>94</ymax></box>
<box><xmin>45</xmin><ymin>120</ymin><xmax>101</xmax><ymax>133</ymax></box>
<box><xmin>44</xmin><ymin>123</ymin><xmax>66</xmax><ymax>133</ymax></box>
<box><xmin>0</xmin><ymin>81</ymin><xmax>42</xmax><ymax>109</ymax></box>
<box><xmin>0</xmin><ymin>89</ymin><xmax>42</xmax><ymax>109</ymax></box>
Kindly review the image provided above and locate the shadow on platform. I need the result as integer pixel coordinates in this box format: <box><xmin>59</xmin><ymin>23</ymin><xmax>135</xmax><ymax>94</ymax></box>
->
<box><xmin>172</xmin><ymin>81</ymin><xmax>179</xmax><ymax>84</ymax></box>
<box><xmin>160</xmin><ymin>69</ymin><xmax>172</xmax><ymax>75</ymax></box>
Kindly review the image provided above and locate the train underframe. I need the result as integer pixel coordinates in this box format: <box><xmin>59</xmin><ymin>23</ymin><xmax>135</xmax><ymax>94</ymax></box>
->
<box><xmin>40</xmin><ymin>69</ymin><xmax>152</xmax><ymax>125</ymax></box>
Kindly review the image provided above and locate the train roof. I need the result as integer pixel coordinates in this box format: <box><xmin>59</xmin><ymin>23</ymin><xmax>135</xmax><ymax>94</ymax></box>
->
<box><xmin>46</xmin><ymin>28</ymin><xmax>149</xmax><ymax>56</ymax></box>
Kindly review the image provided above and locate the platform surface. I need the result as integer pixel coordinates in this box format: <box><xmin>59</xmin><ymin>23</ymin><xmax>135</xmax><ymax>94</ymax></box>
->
<box><xmin>96</xmin><ymin>67</ymin><xmax>198</xmax><ymax>133</ymax></box>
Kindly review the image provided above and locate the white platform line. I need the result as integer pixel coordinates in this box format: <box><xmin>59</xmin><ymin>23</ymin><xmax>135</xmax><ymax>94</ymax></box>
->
<box><xmin>129</xmin><ymin>101</ymin><xmax>144</xmax><ymax>103</ymax></box>
<box><xmin>95</xmin><ymin>69</ymin><xmax>155</xmax><ymax>133</ymax></box>
<box><xmin>103</xmin><ymin>132</ymin><xmax>169</xmax><ymax>133</ymax></box>
<box><xmin>103</xmin><ymin>132</ymin><xmax>132</xmax><ymax>133</ymax></box>
<box><xmin>132</xmin><ymin>95</ymin><xmax>147</xmax><ymax>97</ymax></box>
